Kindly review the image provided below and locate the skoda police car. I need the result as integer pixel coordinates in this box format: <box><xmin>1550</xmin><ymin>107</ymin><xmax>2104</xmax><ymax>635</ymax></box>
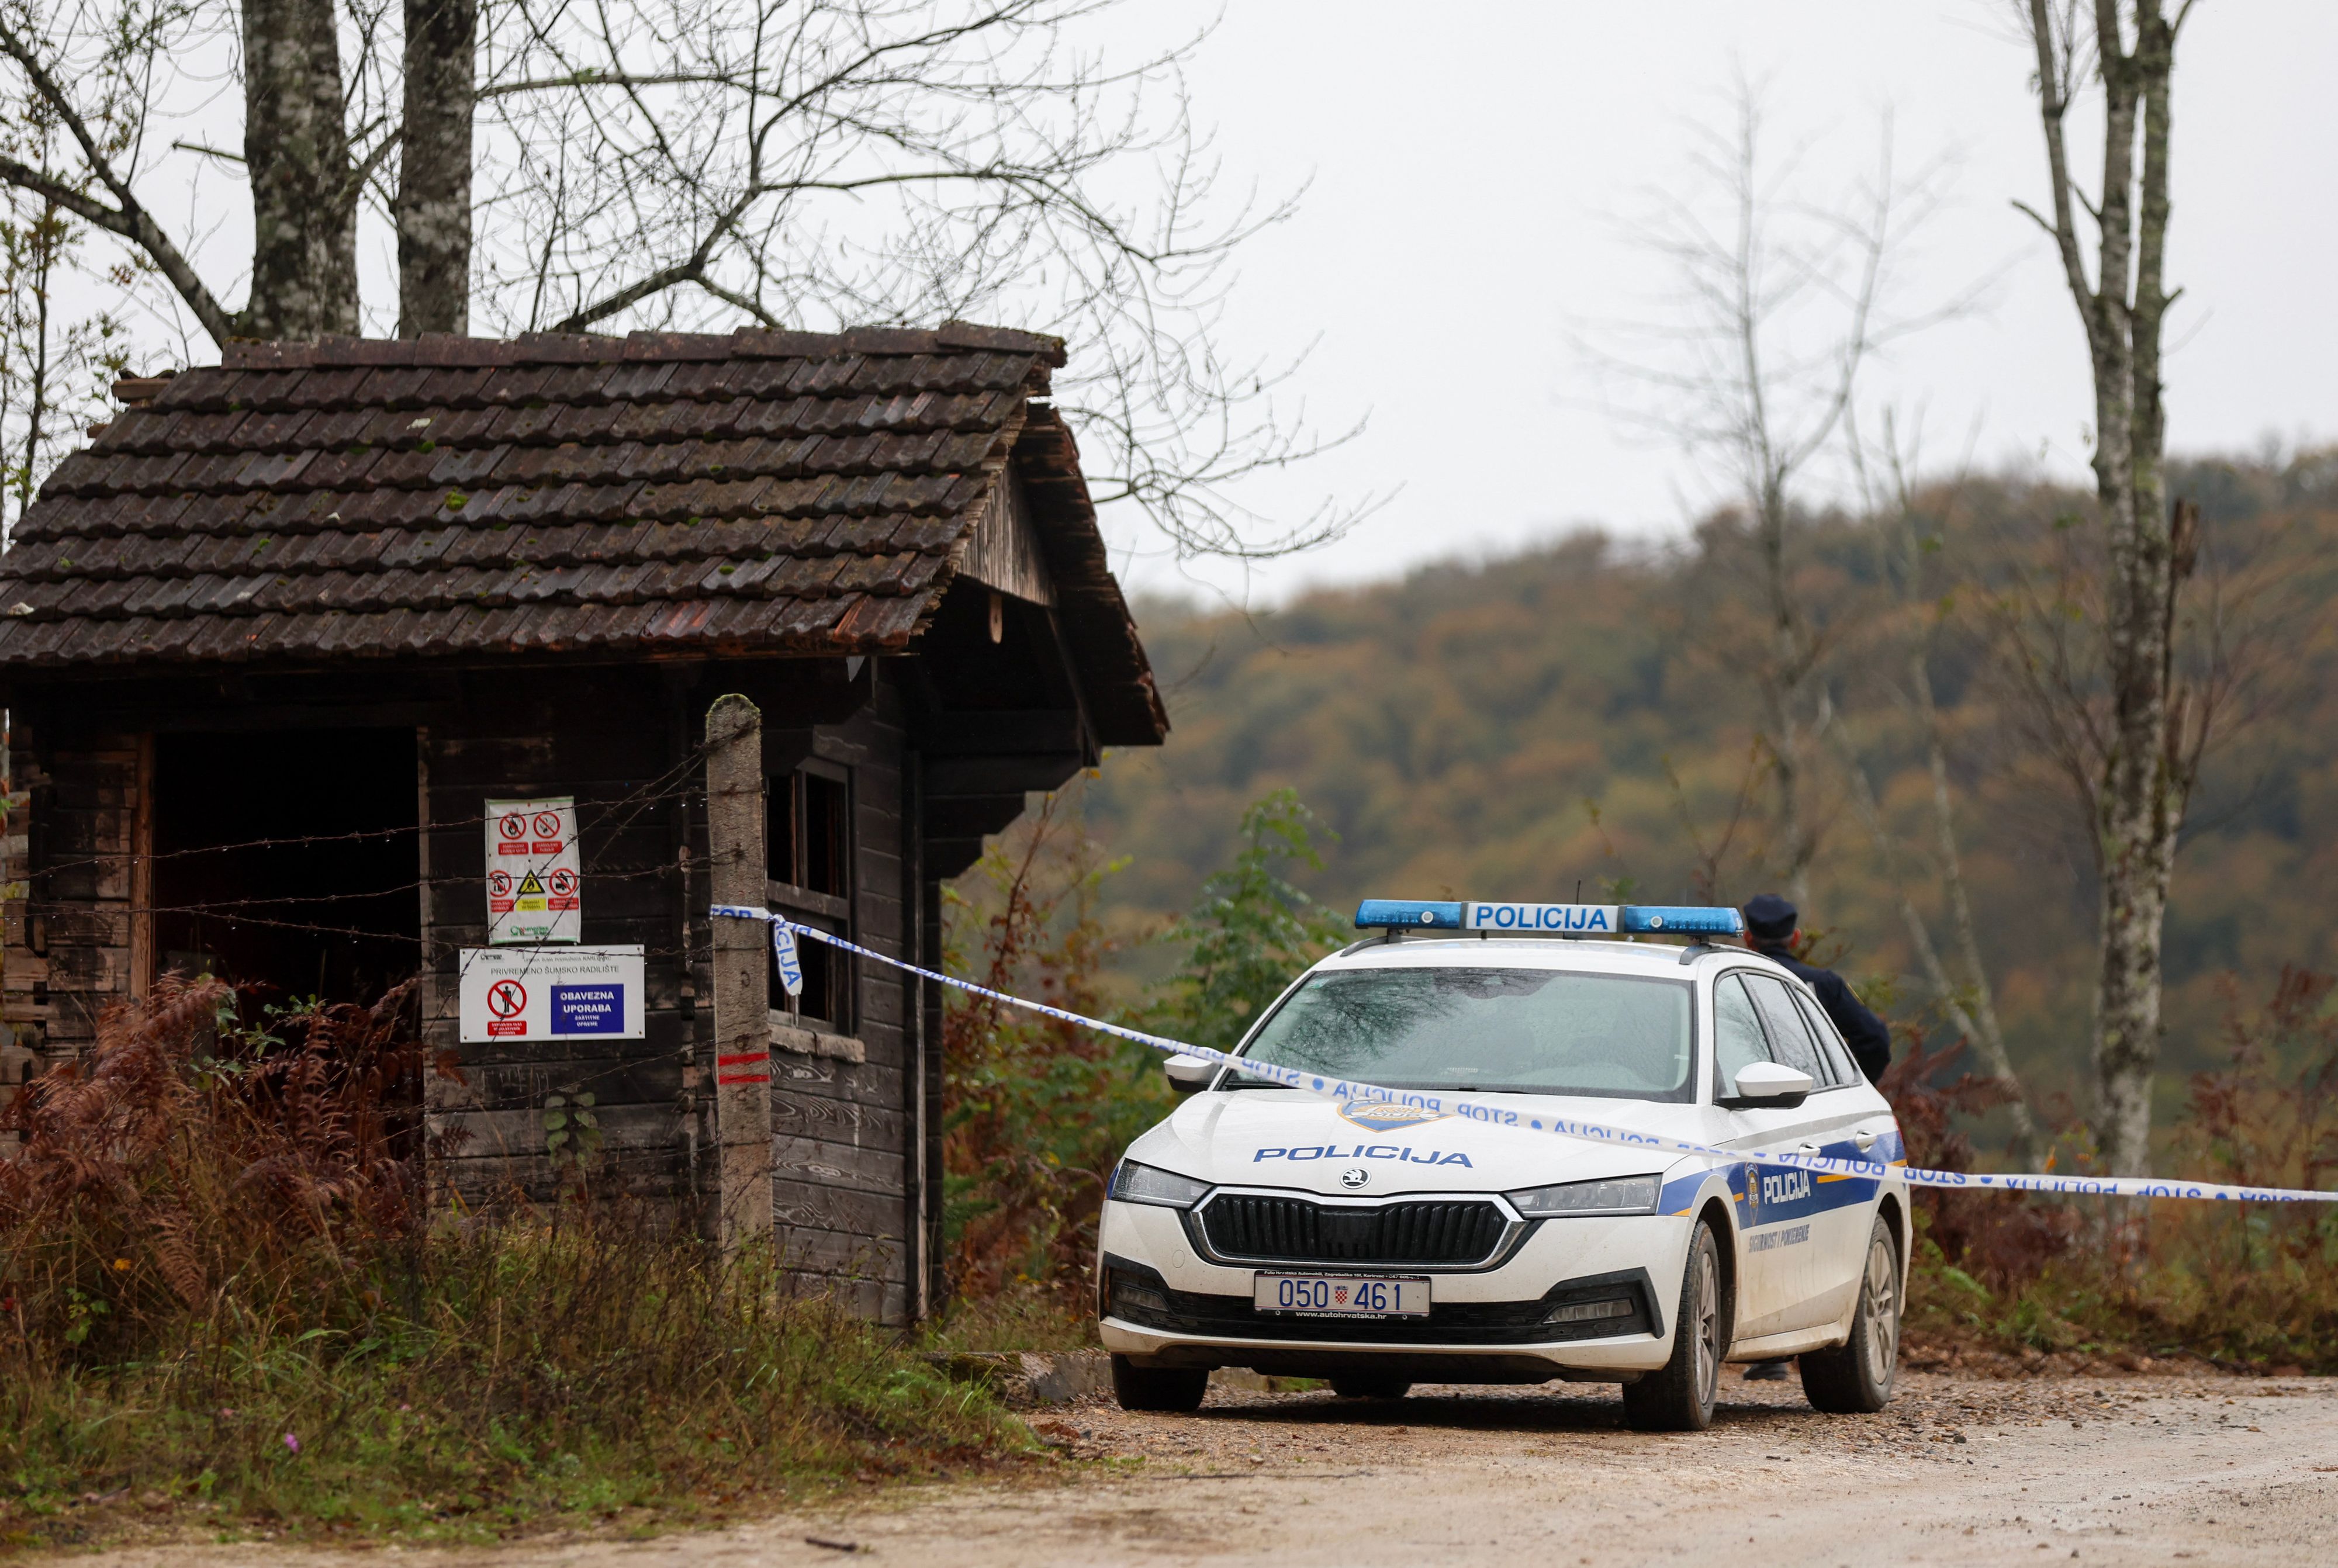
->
<box><xmin>1097</xmin><ymin>899</ymin><xmax>1908</xmax><ymax>1431</ymax></box>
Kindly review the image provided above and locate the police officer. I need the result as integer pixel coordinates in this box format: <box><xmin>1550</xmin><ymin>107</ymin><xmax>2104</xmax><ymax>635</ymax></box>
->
<box><xmin>1741</xmin><ymin>893</ymin><xmax>1891</xmax><ymax>1084</ymax></box>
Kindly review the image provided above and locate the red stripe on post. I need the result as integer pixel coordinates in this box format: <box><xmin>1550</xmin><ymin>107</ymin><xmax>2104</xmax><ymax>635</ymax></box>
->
<box><xmin>717</xmin><ymin>1072</ymin><xmax>772</xmax><ymax>1085</ymax></box>
<box><xmin>717</xmin><ymin>1051</ymin><xmax>770</xmax><ymax>1066</ymax></box>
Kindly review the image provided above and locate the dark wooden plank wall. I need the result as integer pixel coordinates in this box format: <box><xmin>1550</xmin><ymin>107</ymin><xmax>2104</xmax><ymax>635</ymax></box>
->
<box><xmin>421</xmin><ymin>669</ymin><xmax>712</xmax><ymax>1219</ymax></box>
<box><xmin>0</xmin><ymin>661</ymin><xmax>937</xmax><ymax>1327</ymax></box>
<box><xmin>417</xmin><ymin>660</ymin><xmax>926</xmax><ymax>1325</ymax></box>
<box><xmin>3</xmin><ymin>726</ymin><xmax>136</xmax><ymax>1063</ymax></box>
<box><xmin>768</xmin><ymin>669</ymin><xmax>919</xmax><ymax>1323</ymax></box>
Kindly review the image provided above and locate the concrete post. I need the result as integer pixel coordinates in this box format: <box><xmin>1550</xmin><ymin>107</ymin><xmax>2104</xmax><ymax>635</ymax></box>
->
<box><xmin>705</xmin><ymin>694</ymin><xmax>772</xmax><ymax>1254</ymax></box>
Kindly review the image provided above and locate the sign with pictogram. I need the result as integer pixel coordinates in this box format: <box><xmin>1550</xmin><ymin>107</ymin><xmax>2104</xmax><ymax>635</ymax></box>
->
<box><xmin>485</xmin><ymin>796</ymin><xmax>580</xmax><ymax>944</ymax></box>
<box><xmin>484</xmin><ymin>978</ymin><xmax>528</xmax><ymax>1036</ymax></box>
<box><xmin>458</xmin><ymin>946</ymin><xmax>644</xmax><ymax>1043</ymax></box>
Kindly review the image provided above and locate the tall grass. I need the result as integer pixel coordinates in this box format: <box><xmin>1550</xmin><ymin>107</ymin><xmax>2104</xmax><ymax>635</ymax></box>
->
<box><xmin>0</xmin><ymin>981</ymin><xmax>1022</xmax><ymax>1548</ymax></box>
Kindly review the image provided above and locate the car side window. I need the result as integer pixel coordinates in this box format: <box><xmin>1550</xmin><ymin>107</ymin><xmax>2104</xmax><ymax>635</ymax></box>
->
<box><xmin>1744</xmin><ymin>973</ymin><xmax>1831</xmax><ymax>1085</ymax></box>
<box><xmin>1793</xmin><ymin>989</ymin><xmax>1860</xmax><ymax>1087</ymax></box>
<box><xmin>1711</xmin><ymin>974</ymin><xmax>1773</xmax><ymax>1096</ymax></box>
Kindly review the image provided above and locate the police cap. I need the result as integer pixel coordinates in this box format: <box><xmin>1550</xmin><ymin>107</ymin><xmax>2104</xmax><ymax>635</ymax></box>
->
<box><xmin>1742</xmin><ymin>893</ymin><xmax>1799</xmax><ymax>941</ymax></box>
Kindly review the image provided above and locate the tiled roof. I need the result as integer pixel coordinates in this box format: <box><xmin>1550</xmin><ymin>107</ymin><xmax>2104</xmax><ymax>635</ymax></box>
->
<box><xmin>0</xmin><ymin>326</ymin><xmax>1165</xmax><ymax>743</ymax></box>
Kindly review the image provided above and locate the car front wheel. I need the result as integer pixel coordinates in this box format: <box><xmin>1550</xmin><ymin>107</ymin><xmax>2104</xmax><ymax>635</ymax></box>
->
<box><xmin>1622</xmin><ymin>1218</ymin><xmax>1724</xmax><ymax>1432</ymax></box>
<box><xmin>1111</xmin><ymin>1354</ymin><xmax>1209</xmax><ymax>1413</ymax></box>
<box><xmin>1799</xmin><ymin>1212</ymin><xmax>1901</xmax><ymax>1414</ymax></box>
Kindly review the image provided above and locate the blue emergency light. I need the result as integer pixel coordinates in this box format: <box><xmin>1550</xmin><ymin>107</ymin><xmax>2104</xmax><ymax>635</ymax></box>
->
<box><xmin>1353</xmin><ymin>899</ymin><xmax>1744</xmax><ymax>938</ymax></box>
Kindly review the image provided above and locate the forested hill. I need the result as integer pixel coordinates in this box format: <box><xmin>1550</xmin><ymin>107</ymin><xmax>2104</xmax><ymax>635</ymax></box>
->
<box><xmin>1075</xmin><ymin>451</ymin><xmax>2338</xmax><ymax>1107</ymax></box>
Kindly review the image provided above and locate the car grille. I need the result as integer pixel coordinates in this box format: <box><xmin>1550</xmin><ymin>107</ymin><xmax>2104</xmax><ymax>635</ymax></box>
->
<box><xmin>1101</xmin><ymin>1255</ymin><xmax>1657</xmax><ymax>1347</ymax></box>
<box><xmin>1196</xmin><ymin>1194</ymin><xmax>1512</xmax><ymax>1267</ymax></box>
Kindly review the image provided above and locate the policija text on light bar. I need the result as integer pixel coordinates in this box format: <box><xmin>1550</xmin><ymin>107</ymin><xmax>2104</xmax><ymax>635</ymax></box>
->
<box><xmin>1353</xmin><ymin>900</ymin><xmax>1746</xmax><ymax>937</ymax></box>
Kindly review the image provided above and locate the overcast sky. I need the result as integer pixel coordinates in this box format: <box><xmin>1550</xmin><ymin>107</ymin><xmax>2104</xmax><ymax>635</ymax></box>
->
<box><xmin>1101</xmin><ymin>1</ymin><xmax>2338</xmax><ymax>605</ymax></box>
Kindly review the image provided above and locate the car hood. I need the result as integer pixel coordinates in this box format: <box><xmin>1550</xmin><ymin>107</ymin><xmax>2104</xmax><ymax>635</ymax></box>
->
<box><xmin>1123</xmin><ymin>1089</ymin><xmax>1690</xmax><ymax>1197</ymax></box>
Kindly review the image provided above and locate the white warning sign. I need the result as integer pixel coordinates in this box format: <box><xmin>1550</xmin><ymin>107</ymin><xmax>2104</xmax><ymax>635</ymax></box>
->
<box><xmin>459</xmin><ymin>946</ymin><xmax>645</xmax><ymax>1043</ymax></box>
<box><xmin>486</xmin><ymin>795</ymin><xmax>580</xmax><ymax>944</ymax></box>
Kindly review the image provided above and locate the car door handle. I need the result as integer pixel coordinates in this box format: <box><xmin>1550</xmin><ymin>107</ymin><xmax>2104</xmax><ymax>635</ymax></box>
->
<box><xmin>1853</xmin><ymin>1130</ymin><xmax>1880</xmax><ymax>1152</ymax></box>
<box><xmin>1797</xmin><ymin>1142</ymin><xmax>1821</xmax><ymax>1155</ymax></box>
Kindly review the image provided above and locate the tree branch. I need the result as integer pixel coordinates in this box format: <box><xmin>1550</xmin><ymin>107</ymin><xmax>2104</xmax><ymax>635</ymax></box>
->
<box><xmin>552</xmin><ymin>257</ymin><xmax>710</xmax><ymax>332</ymax></box>
<box><xmin>2021</xmin><ymin>0</ymin><xmax>2101</xmax><ymax>338</ymax></box>
<box><xmin>690</xmin><ymin>272</ymin><xmax>781</xmax><ymax>327</ymax></box>
<box><xmin>0</xmin><ymin>18</ymin><xmax>236</xmax><ymax>343</ymax></box>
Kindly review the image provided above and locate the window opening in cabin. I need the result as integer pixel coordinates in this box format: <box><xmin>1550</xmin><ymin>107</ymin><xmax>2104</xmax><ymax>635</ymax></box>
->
<box><xmin>767</xmin><ymin>764</ymin><xmax>853</xmax><ymax>1031</ymax></box>
<box><xmin>151</xmin><ymin>728</ymin><xmax>420</xmax><ymax>1006</ymax></box>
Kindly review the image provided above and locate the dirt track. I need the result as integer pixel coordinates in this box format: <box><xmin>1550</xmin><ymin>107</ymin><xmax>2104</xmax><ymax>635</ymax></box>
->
<box><xmin>64</xmin><ymin>1370</ymin><xmax>2338</xmax><ymax>1567</ymax></box>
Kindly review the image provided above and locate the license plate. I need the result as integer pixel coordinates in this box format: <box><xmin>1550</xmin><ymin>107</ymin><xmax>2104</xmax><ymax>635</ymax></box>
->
<box><xmin>1253</xmin><ymin>1273</ymin><xmax>1430</xmax><ymax>1318</ymax></box>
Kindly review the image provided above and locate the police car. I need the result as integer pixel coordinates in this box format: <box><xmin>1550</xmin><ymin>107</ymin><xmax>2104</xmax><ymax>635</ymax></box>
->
<box><xmin>1096</xmin><ymin>899</ymin><xmax>1908</xmax><ymax>1431</ymax></box>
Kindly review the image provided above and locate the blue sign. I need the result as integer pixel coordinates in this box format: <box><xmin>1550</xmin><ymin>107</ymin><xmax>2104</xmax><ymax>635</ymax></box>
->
<box><xmin>552</xmin><ymin>984</ymin><xmax>625</xmax><ymax>1034</ymax></box>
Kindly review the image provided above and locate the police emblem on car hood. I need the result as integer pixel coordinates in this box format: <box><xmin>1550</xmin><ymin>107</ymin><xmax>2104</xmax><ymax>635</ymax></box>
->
<box><xmin>1336</xmin><ymin>1100</ymin><xmax>1451</xmax><ymax>1133</ymax></box>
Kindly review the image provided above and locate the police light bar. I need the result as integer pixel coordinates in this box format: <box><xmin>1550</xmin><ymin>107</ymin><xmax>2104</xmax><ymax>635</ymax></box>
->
<box><xmin>1352</xmin><ymin>899</ymin><xmax>1745</xmax><ymax>937</ymax></box>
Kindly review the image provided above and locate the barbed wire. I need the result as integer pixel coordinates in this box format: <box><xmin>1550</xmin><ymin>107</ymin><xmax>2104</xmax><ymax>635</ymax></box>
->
<box><xmin>1</xmin><ymin>725</ymin><xmax>886</xmax><ymax>1050</ymax></box>
<box><xmin>4</xmin><ymin>733</ymin><xmax>721</xmax><ymax>885</ymax></box>
<box><xmin>11</xmin><ymin>899</ymin><xmax>721</xmax><ymax>965</ymax></box>
<box><xmin>43</xmin><ymin>857</ymin><xmax>693</xmax><ymax>923</ymax></box>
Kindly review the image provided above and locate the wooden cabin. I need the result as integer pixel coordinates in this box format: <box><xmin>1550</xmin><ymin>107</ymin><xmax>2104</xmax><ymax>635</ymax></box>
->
<box><xmin>0</xmin><ymin>327</ymin><xmax>1166</xmax><ymax>1321</ymax></box>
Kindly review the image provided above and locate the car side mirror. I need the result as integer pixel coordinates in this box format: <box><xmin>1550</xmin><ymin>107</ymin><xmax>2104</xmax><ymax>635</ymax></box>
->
<box><xmin>1721</xmin><ymin>1060</ymin><xmax>1814</xmax><ymax>1109</ymax></box>
<box><xmin>1163</xmin><ymin>1054</ymin><xmax>1217</xmax><ymax>1096</ymax></box>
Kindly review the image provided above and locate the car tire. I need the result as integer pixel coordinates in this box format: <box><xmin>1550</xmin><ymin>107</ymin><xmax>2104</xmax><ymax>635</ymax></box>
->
<box><xmin>1329</xmin><ymin>1372</ymin><xmax>1412</xmax><ymax>1400</ymax></box>
<box><xmin>1111</xmin><ymin>1354</ymin><xmax>1209</xmax><ymax>1413</ymax></box>
<box><xmin>1622</xmin><ymin>1218</ymin><xmax>1725</xmax><ymax>1432</ymax></box>
<box><xmin>1799</xmin><ymin>1212</ymin><xmax>1902</xmax><ymax>1414</ymax></box>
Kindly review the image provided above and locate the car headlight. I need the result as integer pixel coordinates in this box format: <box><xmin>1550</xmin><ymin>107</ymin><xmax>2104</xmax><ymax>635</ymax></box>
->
<box><xmin>1506</xmin><ymin>1174</ymin><xmax>1662</xmax><ymax>1217</ymax></box>
<box><xmin>1109</xmin><ymin>1159</ymin><xmax>1212</xmax><ymax>1209</ymax></box>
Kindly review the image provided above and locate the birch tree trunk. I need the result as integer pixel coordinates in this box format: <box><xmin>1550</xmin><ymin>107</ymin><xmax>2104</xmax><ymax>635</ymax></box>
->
<box><xmin>2019</xmin><ymin>1</ymin><xmax>2195</xmax><ymax>1178</ymax></box>
<box><xmin>397</xmin><ymin>0</ymin><xmax>476</xmax><ymax>336</ymax></box>
<box><xmin>241</xmin><ymin>0</ymin><xmax>359</xmax><ymax>339</ymax></box>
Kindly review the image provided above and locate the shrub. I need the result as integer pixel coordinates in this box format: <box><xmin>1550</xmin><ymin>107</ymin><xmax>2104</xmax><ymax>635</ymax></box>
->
<box><xmin>1898</xmin><ymin>965</ymin><xmax>2338</xmax><ymax>1371</ymax></box>
<box><xmin>0</xmin><ymin>981</ymin><xmax>1021</xmax><ymax>1547</ymax></box>
<box><xmin>941</xmin><ymin>790</ymin><xmax>1167</xmax><ymax>1306</ymax></box>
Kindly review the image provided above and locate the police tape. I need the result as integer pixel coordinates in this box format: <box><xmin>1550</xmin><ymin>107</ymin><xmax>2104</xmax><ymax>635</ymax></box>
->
<box><xmin>711</xmin><ymin>904</ymin><xmax>2338</xmax><ymax>1206</ymax></box>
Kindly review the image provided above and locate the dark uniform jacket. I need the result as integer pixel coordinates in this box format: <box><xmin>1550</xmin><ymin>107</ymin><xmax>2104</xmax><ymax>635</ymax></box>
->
<box><xmin>1752</xmin><ymin>942</ymin><xmax>1893</xmax><ymax>1085</ymax></box>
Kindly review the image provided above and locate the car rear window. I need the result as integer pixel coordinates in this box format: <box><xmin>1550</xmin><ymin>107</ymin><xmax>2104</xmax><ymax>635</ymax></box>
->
<box><xmin>1232</xmin><ymin>966</ymin><xmax>1696</xmax><ymax>1103</ymax></box>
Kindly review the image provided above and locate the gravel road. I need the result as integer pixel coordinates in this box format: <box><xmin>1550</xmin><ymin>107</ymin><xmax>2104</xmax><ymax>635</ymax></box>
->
<box><xmin>63</xmin><ymin>1369</ymin><xmax>2338</xmax><ymax>1567</ymax></box>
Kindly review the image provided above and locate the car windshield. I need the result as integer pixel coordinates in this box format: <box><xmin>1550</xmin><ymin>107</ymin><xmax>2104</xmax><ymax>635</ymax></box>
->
<box><xmin>1227</xmin><ymin>965</ymin><xmax>1696</xmax><ymax>1102</ymax></box>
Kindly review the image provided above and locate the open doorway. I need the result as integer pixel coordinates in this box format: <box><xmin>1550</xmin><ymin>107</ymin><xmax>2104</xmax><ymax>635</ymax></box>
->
<box><xmin>151</xmin><ymin>729</ymin><xmax>420</xmax><ymax>1005</ymax></box>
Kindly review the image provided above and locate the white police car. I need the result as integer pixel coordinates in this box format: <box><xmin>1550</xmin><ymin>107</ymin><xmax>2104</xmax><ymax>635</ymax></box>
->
<box><xmin>1096</xmin><ymin>899</ymin><xmax>1908</xmax><ymax>1431</ymax></box>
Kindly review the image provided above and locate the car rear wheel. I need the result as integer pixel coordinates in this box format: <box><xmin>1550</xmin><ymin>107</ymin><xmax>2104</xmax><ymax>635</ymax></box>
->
<box><xmin>1329</xmin><ymin>1372</ymin><xmax>1412</xmax><ymax>1400</ymax></box>
<box><xmin>1799</xmin><ymin>1213</ymin><xmax>1901</xmax><ymax>1414</ymax></box>
<box><xmin>1622</xmin><ymin>1218</ymin><xmax>1724</xmax><ymax>1432</ymax></box>
<box><xmin>1111</xmin><ymin>1355</ymin><xmax>1209</xmax><ymax>1413</ymax></box>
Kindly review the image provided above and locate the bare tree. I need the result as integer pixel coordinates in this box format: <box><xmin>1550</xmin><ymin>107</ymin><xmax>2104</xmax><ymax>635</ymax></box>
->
<box><xmin>0</xmin><ymin>66</ymin><xmax>127</xmax><ymax>542</ymax></box>
<box><xmin>1834</xmin><ymin>413</ymin><xmax>2042</xmax><ymax>1165</ymax></box>
<box><xmin>2005</xmin><ymin>1</ymin><xmax>2198</xmax><ymax>1177</ymax></box>
<box><xmin>0</xmin><ymin>0</ymin><xmax>1363</xmax><ymax>558</ymax></box>
<box><xmin>1589</xmin><ymin>82</ymin><xmax>1964</xmax><ymax>908</ymax></box>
